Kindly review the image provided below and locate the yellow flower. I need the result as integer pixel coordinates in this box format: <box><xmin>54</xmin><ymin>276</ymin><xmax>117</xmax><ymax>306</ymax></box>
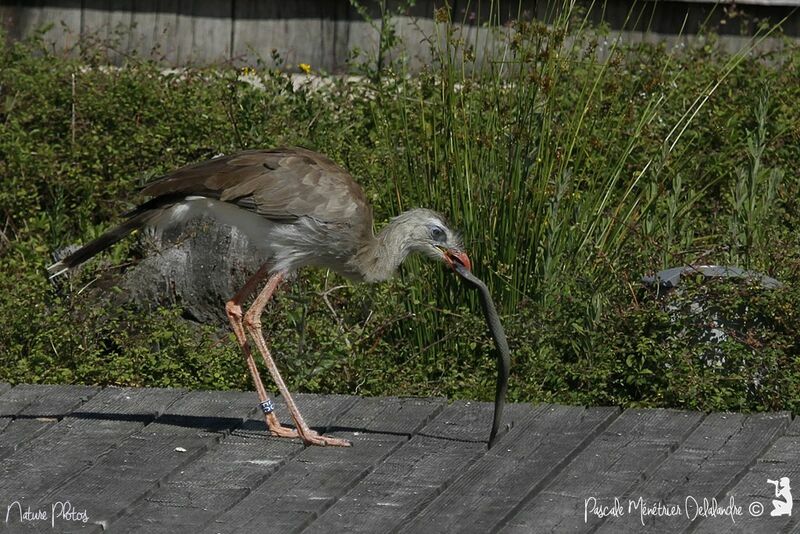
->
<box><xmin>241</xmin><ymin>66</ymin><xmax>256</xmax><ymax>76</ymax></box>
<box><xmin>298</xmin><ymin>63</ymin><xmax>312</xmax><ymax>74</ymax></box>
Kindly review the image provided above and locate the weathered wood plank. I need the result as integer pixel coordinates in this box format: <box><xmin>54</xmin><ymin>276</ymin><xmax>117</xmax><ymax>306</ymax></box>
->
<box><xmin>25</xmin><ymin>0</ymin><xmax>82</xmax><ymax>53</ymax></box>
<box><xmin>81</xmin><ymin>0</ymin><xmax>112</xmax><ymax>42</ymax></box>
<box><xmin>0</xmin><ymin>383</ymin><xmax>100</xmax><ymax>460</ymax></box>
<box><xmin>105</xmin><ymin>0</ymin><xmax>133</xmax><ymax>62</ymax></box>
<box><xmin>231</xmin><ymin>0</ymin><xmax>298</xmax><ymax>65</ymax></box>
<box><xmin>343</xmin><ymin>19</ymin><xmax>380</xmax><ymax>71</ymax></box>
<box><xmin>789</xmin><ymin>415</ymin><xmax>800</xmax><ymax>436</ymax></box>
<box><xmin>200</xmin><ymin>396</ymin><xmax>446</xmax><ymax>534</ymax></box>
<box><xmin>592</xmin><ymin>412</ymin><xmax>790</xmax><ymax>533</ymax></box>
<box><xmin>300</xmin><ymin>401</ymin><xmax>535</xmax><ymax>533</ymax></box>
<box><xmin>3</xmin><ymin>0</ymin><xmax>800</xmax><ymax>69</ymax></box>
<box><xmin>41</xmin><ymin>389</ymin><xmax>261</xmax><ymax>531</ymax></box>
<box><xmin>418</xmin><ymin>399</ymin><xmax>530</xmax><ymax>442</ymax></box>
<box><xmin>692</xmin><ymin>414</ymin><xmax>799</xmax><ymax>533</ymax></box>
<box><xmin>174</xmin><ymin>0</ymin><xmax>197</xmax><ymax>65</ymax></box>
<box><xmin>128</xmin><ymin>0</ymin><xmax>159</xmax><ymax>59</ymax></box>
<box><xmin>401</xmin><ymin>405</ymin><xmax>620</xmax><ymax>533</ymax></box>
<box><xmin>0</xmin><ymin>5</ymin><xmax>20</xmax><ymax>40</ymax></box>
<box><xmin>328</xmin><ymin>395</ymin><xmax>446</xmax><ymax>436</ymax></box>
<box><xmin>0</xmin><ymin>383</ymin><xmax>98</xmax><ymax>417</ymax></box>
<box><xmin>0</xmin><ymin>383</ymin><xmax>789</xmax><ymax>533</ymax></box>
<box><xmin>501</xmin><ymin>408</ymin><xmax>704</xmax><ymax>533</ymax></box>
<box><xmin>152</xmin><ymin>0</ymin><xmax>183</xmax><ymax>64</ymax></box>
<box><xmin>232</xmin><ymin>2</ymin><xmax>347</xmax><ymax>69</ymax></box>
<box><xmin>75</xmin><ymin>385</ymin><xmax>186</xmax><ymax>416</ymax></box>
<box><xmin>232</xmin><ymin>2</ymin><xmax>285</xmax><ymax>67</ymax></box>
<box><xmin>0</xmin><ymin>418</ymin><xmax>60</xmax><ymax>460</ymax></box>
<box><xmin>292</xmin><ymin>18</ymin><xmax>324</xmax><ymax>69</ymax></box>
<box><xmin>3</xmin><ymin>1</ymin><xmax>798</xmax><ymax>69</ymax></box>
<box><xmin>0</xmin><ymin>387</ymin><xmax>185</xmax><ymax>502</ymax></box>
<box><xmin>99</xmin><ymin>393</ymin><xmax>359</xmax><ymax>533</ymax></box>
<box><xmin>187</xmin><ymin>0</ymin><xmax>231</xmax><ymax>64</ymax></box>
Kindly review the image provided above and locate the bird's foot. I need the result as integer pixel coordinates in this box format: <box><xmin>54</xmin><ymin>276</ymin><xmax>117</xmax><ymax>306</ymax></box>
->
<box><xmin>298</xmin><ymin>428</ymin><xmax>352</xmax><ymax>447</ymax></box>
<box><xmin>265</xmin><ymin>418</ymin><xmax>351</xmax><ymax>447</ymax></box>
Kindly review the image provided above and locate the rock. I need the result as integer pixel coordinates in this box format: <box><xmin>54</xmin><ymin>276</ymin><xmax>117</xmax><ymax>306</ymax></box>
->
<box><xmin>117</xmin><ymin>217</ymin><xmax>269</xmax><ymax>324</ymax></box>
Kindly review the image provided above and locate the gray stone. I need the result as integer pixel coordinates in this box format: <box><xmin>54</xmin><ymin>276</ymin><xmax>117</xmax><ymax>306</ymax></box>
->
<box><xmin>118</xmin><ymin>217</ymin><xmax>268</xmax><ymax>324</ymax></box>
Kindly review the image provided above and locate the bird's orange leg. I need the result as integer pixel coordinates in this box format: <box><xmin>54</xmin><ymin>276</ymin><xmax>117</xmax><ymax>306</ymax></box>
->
<box><xmin>244</xmin><ymin>271</ymin><xmax>351</xmax><ymax>447</ymax></box>
<box><xmin>226</xmin><ymin>264</ymin><xmax>298</xmax><ymax>439</ymax></box>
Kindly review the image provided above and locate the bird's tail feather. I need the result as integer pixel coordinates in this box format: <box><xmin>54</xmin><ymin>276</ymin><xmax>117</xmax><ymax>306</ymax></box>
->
<box><xmin>47</xmin><ymin>212</ymin><xmax>153</xmax><ymax>279</ymax></box>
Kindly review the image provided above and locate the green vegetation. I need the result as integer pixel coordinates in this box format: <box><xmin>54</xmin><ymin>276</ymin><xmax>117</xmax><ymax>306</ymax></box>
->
<box><xmin>1</xmin><ymin>3</ymin><xmax>799</xmax><ymax>413</ymax></box>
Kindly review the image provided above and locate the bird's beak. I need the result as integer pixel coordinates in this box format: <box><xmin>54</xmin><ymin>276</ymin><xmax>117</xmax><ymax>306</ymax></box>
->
<box><xmin>444</xmin><ymin>249</ymin><xmax>472</xmax><ymax>272</ymax></box>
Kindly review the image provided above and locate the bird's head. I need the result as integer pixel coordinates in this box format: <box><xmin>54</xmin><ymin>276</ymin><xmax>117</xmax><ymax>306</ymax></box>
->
<box><xmin>391</xmin><ymin>208</ymin><xmax>472</xmax><ymax>273</ymax></box>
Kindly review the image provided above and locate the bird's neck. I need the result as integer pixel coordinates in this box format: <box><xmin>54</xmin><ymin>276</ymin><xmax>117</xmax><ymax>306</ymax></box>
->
<box><xmin>350</xmin><ymin>218</ymin><xmax>412</xmax><ymax>283</ymax></box>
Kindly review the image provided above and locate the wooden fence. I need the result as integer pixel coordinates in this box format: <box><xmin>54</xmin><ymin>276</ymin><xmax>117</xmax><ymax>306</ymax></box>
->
<box><xmin>1</xmin><ymin>1</ymin><xmax>798</xmax><ymax>70</ymax></box>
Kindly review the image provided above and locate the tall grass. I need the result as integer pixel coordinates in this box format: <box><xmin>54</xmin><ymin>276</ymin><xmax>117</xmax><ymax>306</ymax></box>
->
<box><xmin>362</xmin><ymin>0</ymin><xmax>786</xmax><ymax>357</ymax></box>
<box><xmin>728</xmin><ymin>90</ymin><xmax>783</xmax><ymax>269</ymax></box>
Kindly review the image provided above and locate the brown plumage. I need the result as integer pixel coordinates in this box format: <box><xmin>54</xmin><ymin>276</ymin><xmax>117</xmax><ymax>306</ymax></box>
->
<box><xmin>48</xmin><ymin>147</ymin><xmax>471</xmax><ymax>447</ymax></box>
<box><xmin>141</xmin><ymin>147</ymin><xmax>372</xmax><ymax>226</ymax></box>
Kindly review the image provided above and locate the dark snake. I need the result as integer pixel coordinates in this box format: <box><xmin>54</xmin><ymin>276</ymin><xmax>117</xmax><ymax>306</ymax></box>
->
<box><xmin>454</xmin><ymin>263</ymin><xmax>510</xmax><ymax>449</ymax></box>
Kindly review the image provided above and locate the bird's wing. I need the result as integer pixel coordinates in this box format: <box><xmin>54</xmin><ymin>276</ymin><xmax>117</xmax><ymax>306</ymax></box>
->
<box><xmin>140</xmin><ymin>147</ymin><xmax>372</xmax><ymax>227</ymax></box>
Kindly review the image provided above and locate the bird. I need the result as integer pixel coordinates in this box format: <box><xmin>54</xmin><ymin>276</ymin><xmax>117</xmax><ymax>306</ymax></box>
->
<box><xmin>48</xmin><ymin>146</ymin><xmax>472</xmax><ymax>447</ymax></box>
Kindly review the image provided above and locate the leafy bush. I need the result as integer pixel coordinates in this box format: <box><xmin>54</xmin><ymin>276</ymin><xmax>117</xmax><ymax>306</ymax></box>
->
<box><xmin>1</xmin><ymin>4</ymin><xmax>799</xmax><ymax>413</ymax></box>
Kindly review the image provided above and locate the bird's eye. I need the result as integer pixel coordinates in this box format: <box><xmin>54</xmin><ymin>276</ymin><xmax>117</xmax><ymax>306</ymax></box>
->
<box><xmin>431</xmin><ymin>227</ymin><xmax>446</xmax><ymax>242</ymax></box>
